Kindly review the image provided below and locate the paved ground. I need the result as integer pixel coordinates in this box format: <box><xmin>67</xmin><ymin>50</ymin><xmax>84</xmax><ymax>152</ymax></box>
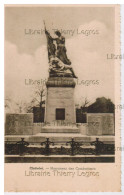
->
<box><xmin>5</xmin><ymin>154</ymin><xmax>115</xmax><ymax>163</ymax></box>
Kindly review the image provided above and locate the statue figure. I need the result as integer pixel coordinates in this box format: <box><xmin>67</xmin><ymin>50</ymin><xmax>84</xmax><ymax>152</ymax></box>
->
<box><xmin>45</xmin><ymin>29</ymin><xmax>56</xmax><ymax>60</ymax></box>
<box><xmin>53</xmin><ymin>30</ymin><xmax>71</xmax><ymax>65</ymax></box>
<box><xmin>44</xmin><ymin>22</ymin><xmax>77</xmax><ymax>78</ymax></box>
<box><xmin>49</xmin><ymin>55</ymin><xmax>77</xmax><ymax>78</ymax></box>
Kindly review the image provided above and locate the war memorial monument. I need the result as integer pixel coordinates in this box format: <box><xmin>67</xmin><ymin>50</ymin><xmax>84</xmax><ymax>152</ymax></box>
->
<box><xmin>5</xmin><ymin>25</ymin><xmax>115</xmax><ymax>163</ymax></box>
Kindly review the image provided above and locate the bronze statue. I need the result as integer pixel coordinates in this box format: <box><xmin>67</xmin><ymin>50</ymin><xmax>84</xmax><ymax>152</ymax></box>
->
<box><xmin>44</xmin><ymin>22</ymin><xmax>77</xmax><ymax>78</ymax></box>
<box><xmin>53</xmin><ymin>30</ymin><xmax>71</xmax><ymax>65</ymax></box>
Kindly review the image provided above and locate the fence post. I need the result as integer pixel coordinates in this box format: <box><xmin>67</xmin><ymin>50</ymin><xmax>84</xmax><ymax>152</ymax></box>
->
<box><xmin>16</xmin><ymin>138</ymin><xmax>29</xmax><ymax>156</ymax></box>
<box><xmin>41</xmin><ymin>138</ymin><xmax>54</xmax><ymax>155</ymax></box>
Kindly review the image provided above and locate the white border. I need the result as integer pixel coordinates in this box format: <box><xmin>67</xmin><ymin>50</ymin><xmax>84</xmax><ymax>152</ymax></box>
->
<box><xmin>121</xmin><ymin>4</ymin><xmax>124</xmax><ymax>193</ymax></box>
<box><xmin>0</xmin><ymin>1</ymin><xmax>124</xmax><ymax>195</ymax></box>
<box><xmin>2</xmin><ymin>0</ymin><xmax>124</xmax><ymax>4</ymax></box>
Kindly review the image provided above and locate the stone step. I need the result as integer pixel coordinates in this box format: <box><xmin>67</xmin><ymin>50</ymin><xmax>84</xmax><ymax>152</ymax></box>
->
<box><xmin>28</xmin><ymin>134</ymin><xmax>115</xmax><ymax>144</ymax></box>
<box><xmin>5</xmin><ymin>134</ymin><xmax>115</xmax><ymax>145</ymax></box>
<box><xmin>41</xmin><ymin>125</ymin><xmax>80</xmax><ymax>133</ymax></box>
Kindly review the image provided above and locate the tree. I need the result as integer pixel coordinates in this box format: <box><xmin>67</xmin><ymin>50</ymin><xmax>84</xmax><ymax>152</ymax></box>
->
<box><xmin>27</xmin><ymin>84</ymin><xmax>46</xmax><ymax>113</ymax></box>
<box><xmin>5</xmin><ymin>84</ymin><xmax>46</xmax><ymax>114</ymax></box>
<box><xmin>76</xmin><ymin>97</ymin><xmax>91</xmax><ymax>123</ymax></box>
<box><xmin>5</xmin><ymin>97</ymin><xmax>29</xmax><ymax>113</ymax></box>
<box><xmin>87</xmin><ymin>97</ymin><xmax>114</xmax><ymax>113</ymax></box>
<box><xmin>5</xmin><ymin>97</ymin><xmax>11</xmax><ymax>109</ymax></box>
<box><xmin>15</xmin><ymin>101</ymin><xmax>29</xmax><ymax>113</ymax></box>
<box><xmin>80</xmin><ymin>97</ymin><xmax>91</xmax><ymax>113</ymax></box>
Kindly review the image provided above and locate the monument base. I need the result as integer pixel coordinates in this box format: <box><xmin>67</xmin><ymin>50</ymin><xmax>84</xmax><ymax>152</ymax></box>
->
<box><xmin>45</xmin><ymin>77</ymin><xmax>76</xmax><ymax>124</ymax></box>
<box><xmin>40</xmin><ymin>125</ymin><xmax>80</xmax><ymax>133</ymax></box>
<box><xmin>5</xmin><ymin>134</ymin><xmax>115</xmax><ymax>145</ymax></box>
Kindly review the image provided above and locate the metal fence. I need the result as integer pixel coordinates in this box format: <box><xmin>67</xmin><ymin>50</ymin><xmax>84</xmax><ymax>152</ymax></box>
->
<box><xmin>5</xmin><ymin>137</ymin><xmax>115</xmax><ymax>156</ymax></box>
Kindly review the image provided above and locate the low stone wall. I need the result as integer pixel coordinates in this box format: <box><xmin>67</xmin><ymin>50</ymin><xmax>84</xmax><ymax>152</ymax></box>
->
<box><xmin>5</xmin><ymin>113</ymin><xmax>115</xmax><ymax>136</ymax></box>
<box><xmin>87</xmin><ymin>113</ymin><xmax>114</xmax><ymax>136</ymax></box>
<box><xmin>5</xmin><ymin>113</ymin><xmax>33</xmax><ymax>135</ymax></box>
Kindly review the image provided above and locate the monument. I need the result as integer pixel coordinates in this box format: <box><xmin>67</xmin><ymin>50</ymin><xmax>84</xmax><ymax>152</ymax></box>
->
<box><xmin>42</xmin><ymin>25</ymin><xmax>79</xmax><ymax>133</ymax></box>
<box><xmin>4</xmin><ymin>24</ymin><xmax>115</xmax><ymax>145</ymax></box>
<box><xmin>4</xmin><ymin>24</ymin><xmax>115</xmax><ymax>162</ymax></box>
<box><xmin>87</xmin><ymin>113</ymin><xmax>114</xmax><ymax>136</ymax></box>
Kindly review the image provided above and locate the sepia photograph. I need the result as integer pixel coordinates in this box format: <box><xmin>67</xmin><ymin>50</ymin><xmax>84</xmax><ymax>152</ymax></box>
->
<box><xmin>4</xmin><ymin>4</ymin><xmax>121</xmax><ymax>192</ymax></box>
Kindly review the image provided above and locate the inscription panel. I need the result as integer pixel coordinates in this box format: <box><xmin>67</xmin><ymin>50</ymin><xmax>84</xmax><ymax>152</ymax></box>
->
<box><xmin>5</xmin><ymin>113</ymin><xmax>33</xmax><ymax>135</ymax></box>
<box><xmin>87</xmin><ymin>113</ymin><xmax>114</xmax><ymax>136</ymax></box>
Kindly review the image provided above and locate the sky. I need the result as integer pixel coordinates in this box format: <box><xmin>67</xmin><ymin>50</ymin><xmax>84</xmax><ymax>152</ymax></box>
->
<box><xmin>5</xmin><ymin>5</ymin><xmax>115</xmax><ymax>112</ymax></box>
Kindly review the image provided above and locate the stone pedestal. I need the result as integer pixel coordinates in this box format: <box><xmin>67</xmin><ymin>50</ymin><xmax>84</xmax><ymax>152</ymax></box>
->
<box><xmin>45</xmin><ymin>77</ymin><xmax>76</xmax><ymax>123</ymax></box>
<box><xmin>44</xmin><ymin>77</ymin><xmax>78</xmax><ymax>133</ymax></box>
